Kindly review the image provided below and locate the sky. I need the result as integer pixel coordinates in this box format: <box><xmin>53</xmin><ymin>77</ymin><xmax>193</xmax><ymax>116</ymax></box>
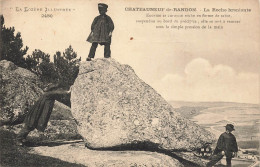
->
<box><xmin>1</xmin><ymin>0</ymin><xmax>260</xmax><ymax>104</ymax></box>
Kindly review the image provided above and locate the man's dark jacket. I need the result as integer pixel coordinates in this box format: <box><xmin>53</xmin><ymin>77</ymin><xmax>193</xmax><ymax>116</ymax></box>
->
<box><xmin>214</xmin><ymin>132</ymin><xmax>238</xmax><ymax>157</ymax></box>
<box><xmin>87</xmin><ymin>14</ymin><xmax>114</xmax><ymax>44</ymax></box>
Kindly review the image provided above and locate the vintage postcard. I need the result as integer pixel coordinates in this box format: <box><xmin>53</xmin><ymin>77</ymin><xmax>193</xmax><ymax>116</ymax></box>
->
<box><xmin>1</xmin><ymin>0</ymin><xmax>259</xmax><ymax>166</ymax></box>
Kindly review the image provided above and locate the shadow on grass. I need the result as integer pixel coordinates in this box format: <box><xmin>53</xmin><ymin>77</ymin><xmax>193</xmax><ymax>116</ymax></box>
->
<box><xmin>0</xmin><ymin>128</ymin><xmax>205</xmax><ymax>167</ymax></box>
<box><xmin>0</xmin><ymin>129</ymin><xmax>85</xmax><ymax>167</ymax></box>
<box><xmin>85</xmin><ymin>141</ymin><xmax>202</xmax><ymax>167</ymax></box>
<box><xmin>23</xmin><ymin>140</ymin><xmax>82</xmax><ymax>147</ymax></box>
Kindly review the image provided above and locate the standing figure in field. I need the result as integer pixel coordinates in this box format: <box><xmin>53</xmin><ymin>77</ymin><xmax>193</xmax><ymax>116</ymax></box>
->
<box><xmin>16</xmin><ymin>83</ymin><xmax>71</xmax><ymax>146</ymax></box>
<box><xmin>86</xmin><ymin>3</ymin><xmax>114</xmax><ymax>61</ymax></box>
<box><xmin>206</xmin><ymin>124</ymin><xmax>238</xmax><ymax>167</ymax></box>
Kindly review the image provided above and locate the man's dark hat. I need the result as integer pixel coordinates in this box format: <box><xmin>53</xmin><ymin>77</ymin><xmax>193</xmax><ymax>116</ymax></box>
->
<box><xmin>225</xmin><ymin>124</ymin><xmax>235</xmax><ymax>131</ymax></box>
<box><xmin>98</xmin><ymin>3</ymin><xmax>108</xmax><ymax>9</ymax></box>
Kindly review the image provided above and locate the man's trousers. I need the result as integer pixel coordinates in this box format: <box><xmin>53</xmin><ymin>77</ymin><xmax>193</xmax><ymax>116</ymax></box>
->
<box><xmin>206</xmin><ymin>153</ymin><xmax>232</xmax><ymax>167</ymax></box>
<box><xmin>88</xmin><ymin>42</ymin><xmax>111</xmax><ymax>58</ymax></box>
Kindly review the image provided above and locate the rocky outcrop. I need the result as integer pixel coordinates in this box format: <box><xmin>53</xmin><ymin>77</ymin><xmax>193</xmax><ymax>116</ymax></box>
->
<box><xmin>0</xmin><ymin>60</ymin><xmax>80</xmax><ymax>140</ymax></box>
<box><xmin>0</xmin><ymin>60</ymin><xmax>43</xmax><ymax>125</ymax></box>
<box><xmin>71</xmin><ymin>58</ymin><xmax>215</xmax><ymax>151</ymax></box>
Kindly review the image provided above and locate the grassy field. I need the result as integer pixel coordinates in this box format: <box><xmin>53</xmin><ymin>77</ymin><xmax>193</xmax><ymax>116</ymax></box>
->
<box><xmin>0</xmin><ymin>128</ymin><xmax>85</xmax><ymax>167</ymax></box>
<box><xmin>171</xmin><ymin>101</ymin><xmax>260</xmax><ymax>151</ymax></box>
<box><xmin>238</xmin><ymin>140</ymin><xmax>259</xmax><ymax>151</ymax></box>
<box><xmin>173</xmin><ymin>106</ymin><xmax>207</xmax><ymax>119</ymax></box>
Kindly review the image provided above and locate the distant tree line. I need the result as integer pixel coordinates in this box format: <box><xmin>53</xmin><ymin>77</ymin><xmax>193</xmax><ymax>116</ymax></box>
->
<box><xmin>0</xmin><ymin>15</ymin><xmax>81</xmax><ymax>106</ymax></box>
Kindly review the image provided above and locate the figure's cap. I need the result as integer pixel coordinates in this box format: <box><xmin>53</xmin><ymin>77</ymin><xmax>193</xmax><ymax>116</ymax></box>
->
<box><xmin>98</xmin><ymin>3</ymin><xmax>108</xmax><ymax>9</ymax></box>
<box><xmin>224</xmin><ymin>124</ymin><xmax>235</xmax><ymax>131</ymax></box>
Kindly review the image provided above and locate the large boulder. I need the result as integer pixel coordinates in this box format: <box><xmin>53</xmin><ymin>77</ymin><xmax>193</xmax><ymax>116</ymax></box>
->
<box><xmin>0</xmin><ymin>60</ymin><xmax>80</xmax><ymax>140</ymax></box>
<box><xmin>0</xmin><ymin>60</ymin><xmax>43</xmax><ymax>125</ymax></box>
<box><xmin>71</xmin><ymin>58</ymin><xmax>215</xmax><ymax>151</ymax></box>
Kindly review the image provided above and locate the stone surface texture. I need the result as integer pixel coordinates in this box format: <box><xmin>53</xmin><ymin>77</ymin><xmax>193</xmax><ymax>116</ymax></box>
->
<box><xmin>0</xmin><ymin>60</ymin><xmax>43</xmax><ymax>124</ymax></box>
<box><xmin>71</xmin><ymin>58</ymin><xmax>215</xmax><ymax>150</ymax></box>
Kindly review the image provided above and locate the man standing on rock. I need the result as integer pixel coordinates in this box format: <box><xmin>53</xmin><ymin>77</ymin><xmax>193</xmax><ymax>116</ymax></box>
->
<box><xmin>206</xmin><ymin>124</ymin><xmax>238</xmax><ymax>167</ymax></box>
<box><xmin>86</xmin><ymin>3</ymin><xmax>114</xmax><ymax>61</ymax></box>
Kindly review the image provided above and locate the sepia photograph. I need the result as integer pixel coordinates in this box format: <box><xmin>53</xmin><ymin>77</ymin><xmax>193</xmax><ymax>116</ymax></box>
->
<box><xmin>0</xmin><ymin>0</ymin><xmax>259</xmax><ymax>166</ymax></box>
